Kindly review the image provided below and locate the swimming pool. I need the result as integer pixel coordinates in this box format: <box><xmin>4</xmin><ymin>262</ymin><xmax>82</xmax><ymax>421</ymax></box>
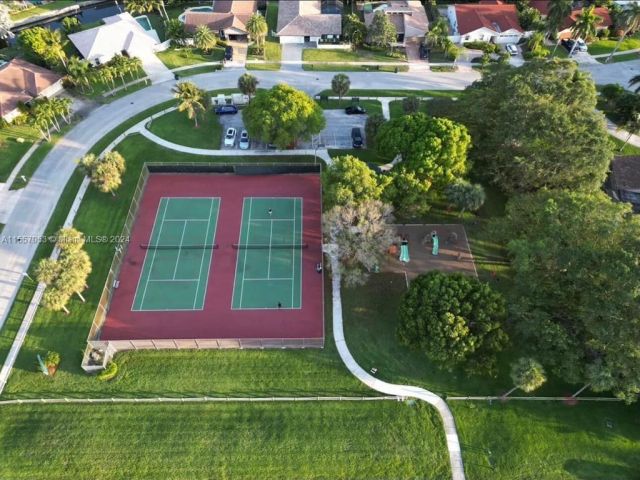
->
<box><xmin>178</xmin><ymin>6</ymin><xmax>214</xmax><ymax>23</ymax></box>
<box><xmin>135</xmin><ymin>15</ymin><xmax>152</xmax><ymax>31</ymax></box>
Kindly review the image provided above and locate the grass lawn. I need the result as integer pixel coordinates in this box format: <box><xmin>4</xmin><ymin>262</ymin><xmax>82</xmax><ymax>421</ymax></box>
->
<box><xmin>588</xmin><ymin>35</ymin><xmax>640</xmax><ymax>56</ymax></box>
<box><xmin>303</xmin><ymin>48</ymin><xmax>407</xmax><ymax>63</ymax></box>
<box><xmin>0</xmin><ymin>131</ymin><xmax>366</xmax><ymax>400</ymax></box>
<box><xmin>316</xmin><ymin>98</ymin><xmax>383</xmax><ymax>117</ymax></box>
<box><xmin>148</xmin><ymin>109</ymin><xmax>223</xmax><ymax>149</ymax></box>
<box><xmin>0</xmin><ymin>124</ymin><xmax>40</xmax><ymax>183</ymax></box>
<box><xmin>453</xmin><ymin>401</ymin><xmax>640</xmax><ymax>480</ymax></box>
<box><xmin>174</xmin><ymin>64</ymin><xmax>222</xmax><ymax>78</ymax></box>
<box><xmin>389</xmin><ymin>98</ymin><xmax>430</xmax><ymax>119</ymax></box>
<box><xmin>81</xmin><ymin>67</ymin><xmax>149</xmax><ymax>102</ymax></box>
<box><xmin>329</xmin><ymin>148</ymin><xmax>392</xmax><ymax>165</ymax></box>
<box><xmin>598</xmin><ymin>52</ymin><xmax>640</xmax><ymax>63</ymax></box>
<box><xmin>9</xmin><ymin>0</ymin><xmax>69</xmax><ymax>21</ymax></box>
<box><xmin>246</xmin><ymin>40</ymin><xmax>282</xmax><ymax>71</ymax></box>
<box><xmin>156</xmin><ymin>47</ymin><xmax>225</xmax><ymax>70</ymax></box>
<box><xmin>0</xmin><ymin>401</ymin><xmax>450</xmax><ymax>479</ymax></box>
<box><xmin>317</xmin><ymin>88</ymin><xmax>461</xmax><ymax>99</ymax></box>
<box><xmin>610</xmin><ymin>135</ymin><xmax>640</xmax><ymax>156</ymax></box>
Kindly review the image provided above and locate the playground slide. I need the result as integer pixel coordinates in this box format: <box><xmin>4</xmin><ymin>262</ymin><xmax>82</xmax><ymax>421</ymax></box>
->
<box><xmin>399</xmin><ymin>244</ymin><xmax>410</xmax><ymax>263</ymax></box>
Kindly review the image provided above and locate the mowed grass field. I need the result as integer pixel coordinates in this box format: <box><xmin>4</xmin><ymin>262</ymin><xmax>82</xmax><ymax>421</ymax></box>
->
<box><xmin>148</xmin><ymin>109</ymin><xmax>223</xmax><ymax>149</ymax></box>
<box><xmin>452</xmin><ymin>401</ymin><xmax>640</xmax><ymax>480</ymax></box>
<box><xmin>0</xmin><ymin>401</ymin><xmax>451</xmax><ymax>479</ymax></box>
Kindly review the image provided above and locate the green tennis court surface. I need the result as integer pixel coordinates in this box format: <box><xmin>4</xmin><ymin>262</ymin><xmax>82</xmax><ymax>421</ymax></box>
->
<box><xmin>232</xmin><ymin>197</ymin><xmax>303</xmax><ymax>310</ymax></box>
<box><xmin>132</xmin><ymin>197</ymin><xmax>220</xmax><ymax>311</ymax></box>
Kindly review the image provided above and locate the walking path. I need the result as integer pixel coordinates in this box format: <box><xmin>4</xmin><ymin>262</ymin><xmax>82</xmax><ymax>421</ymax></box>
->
<box><xmin>325</xmin><ymin>246</ymin><xmax>466</xmax><ymax>480</ymax></box>
<box><xmin>607</xmin><ymin>118</ymin><xmax>640</xmax><ymax>148</ymax></box>
<box><xmin>0</xmin><ymin>395</ymin><xmax>400</xmax><ymax>406</ymax></box>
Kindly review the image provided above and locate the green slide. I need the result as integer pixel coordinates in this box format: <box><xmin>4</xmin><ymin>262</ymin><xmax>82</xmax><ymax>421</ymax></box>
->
<box><xmin>399</xmin><ymin>243</ymin><xmax>410</xmax><ymax>263</ymax></box>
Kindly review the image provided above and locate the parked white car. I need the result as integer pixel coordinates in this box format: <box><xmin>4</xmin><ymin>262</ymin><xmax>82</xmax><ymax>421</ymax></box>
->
<box><xmin>224</xmin><ymin>127</ymin><xmax>237</xmax><ymax>147</ymax></box>
<box><xmin>576</xmin><ymin>39</ymin><xmax>588</xmax><ymax>52</ymax></box>
<box><xmin>506</xmin><ymin>44</ymin><xmax>518</xmax><ymax>56</ymax></box>
<box><xmin>239</xmin><ymin>130</ymin><xmax>250</xmax><ymax>150</ymax></box>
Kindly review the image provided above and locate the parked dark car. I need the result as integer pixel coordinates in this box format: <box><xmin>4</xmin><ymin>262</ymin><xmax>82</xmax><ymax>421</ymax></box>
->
<box><xmin>351</xmin><ymin>127</ymin><xmax>363</xmax><ymax>148</ymax></box>
<box><xmin>419</xmin><ymin>44</ymin><xmax>429</xmax><ymax>60</ymax></box>
<box><xmin>225</xmin><ymin>46</ymin><xmax>233</xmax><ymax>61</ymax></box>
<box><xmin>345</xmin><ymin>105</ymin><xmax>366</xmax><ymax>115</ymax></box>
<box><xmin>214</xmin><ymin>105</ymin><xmax>238</xmax><ymax>115</ymax></box>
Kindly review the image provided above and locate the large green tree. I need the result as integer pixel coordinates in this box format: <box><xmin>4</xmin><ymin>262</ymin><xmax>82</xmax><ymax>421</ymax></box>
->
<box><xmin>456</xmin><ymin>60</ymin><xmax>612</xmax><ymax>193</ymax></box>
<box><xmin>398</xmin><ymin>271</ymin><xmax>508</xmax><ymax>376</ymax></box>
<box><xmin>496</xmin><ymin>190</ymin><xmax>640</xmax><ymax>402</ymax></box>
<box><xmin>342</xmin><ymin>13</ymin><xmax>367</xmax><ymax>48</ymax></box>
<box><xmin>368</xmin><ymin>11</ymin><xmax>397</xmax><ymax>51</ymax></box>
<box><xmin>376</xmin><ymin>113</ymin><xmax>470</xmax><ymax>189</ymax></box>
<box><xmin>242</xmin><ymin>84</ymin><xmax>325</xmax><ymax>149</ymax></box>
<box><xmin>322</xmin><ymin>155</ymin><xmax>388</xmax><ymax>209</ymax></box>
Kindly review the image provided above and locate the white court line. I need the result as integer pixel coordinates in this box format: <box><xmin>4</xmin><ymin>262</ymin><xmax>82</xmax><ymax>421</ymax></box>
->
<box><xmin>267</xmin><ymin>217</ymin><xmax>273</xmax><ymax>279</ymax></box>
<box><xmin>243</xmin><ymin>277</ymin><xmax>293</xmax><ymax>282</ymax></box>
<box><xmin>296</xmin><ymin>197</ymin><xmax>304</xmax><ymax>309</ymax></box>
<box><xmin>250</xmin><ymin>218</ymin><xmax>296</xmax><ymax>222</ymax></box>
<box><xmin>148</xmin><ymin>278</ymin><xmax>201</xmax><ymax>282</ymax></box>
<box><xmin>171</xmin><ymin>220</ymin><xmax>188</xmax><ymax>280</ymax></box>
<box><xmin>163</xmin><ymin>218</ymin><xmax>210</xmax><ymax>223</ymax></box>
<box><xmin>193</xmin><ymin>198</ymin><xmax>215</xmax><ymax>309</ymax></box>
<box><xmin>291</xmin><ymin>197</ymin><xmax>296</xmax><ymax>308</ymax></box>
<box><xmin>138</xmin><ymin>198</ymin><xmax>170</xmax><ymax>309</ymax></box>
<box><xmin>238</xmin><ymin>198</ymin><xmax>253</xmax><ymax>308</ymax></box>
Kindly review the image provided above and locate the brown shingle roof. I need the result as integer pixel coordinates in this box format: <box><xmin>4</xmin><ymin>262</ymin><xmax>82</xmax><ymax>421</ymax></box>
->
<box><xmin>610</xmin><ymin>156</ymin><xmax>640</xmax><ymax>192</ymax></box>
<box><xmin>184</xmin><ymin>1</ymin><xmax>257</xmax><ymax>34</ymax></box>
<box><xmin>0</xmin><ymin>58</ymin><xmax>62</xmax><ymax>118</ymax></box>
<box><xmin>276</xmin><ymin>0</ymin><xmax>341</xmax><ymax>37</ymax></box>
<box><xmin>562</xmin><ymin>7</ymin><xmax>612</xmax><ymax>30</ymax></box>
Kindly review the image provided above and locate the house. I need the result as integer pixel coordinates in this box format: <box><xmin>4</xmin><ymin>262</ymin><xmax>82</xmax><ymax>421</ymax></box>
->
<box><xmin>447</xmin><ymin>1</ymin><xmax>526</xmax><ymax>45</ymax></box>
<box><xmin>529</xmin><ymin>2</ymin><xmax>612</xmax><ymax>39</ymax></box>
<box><xmin>0</xmin><ymin>58</ymin><xmax>63</xmax><ymax>123</ymax></box>
<box><xmin>68</xmin><ymin>12</ymin><xmax>161</xmax><ymax>66</ymax></box>
<box><xmin>182</xmin><ymin>1</ymin><xmax>257</xmax><ymax>41</ymax></box>
<box><xmin>363</xmin><ymin>0</ymin><xmax>428</xmax><ymax>46</ymax></box>
<box><xmin>276</xmin><ymin>0</ymin><xmax>342</xmax><ymax>44</ymax></box>
<box><xmin>607</xmin><ymin>156</ymin><xmax>640</xmax><ymax>212</ymax></box>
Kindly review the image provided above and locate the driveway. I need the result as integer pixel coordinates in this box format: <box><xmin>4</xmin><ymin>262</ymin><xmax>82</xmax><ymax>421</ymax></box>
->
<box><xmin>581</xmin><ymin>58</ymin><xmax>640</xmax><ymax>88</ymax></box>
<box><xmin>300</xmin><ymin>110</ymin><xmax>367</xmax><ymax>149</ymax></box>
<box><xmin>281</xmin><ymin>43</ymin><xmax>306</xmax><ymax>71</ymax></box>
<box><xmin>226</xmin><ymin>40</ymin><xmax>248</xmax><ymax>67</ymax></box>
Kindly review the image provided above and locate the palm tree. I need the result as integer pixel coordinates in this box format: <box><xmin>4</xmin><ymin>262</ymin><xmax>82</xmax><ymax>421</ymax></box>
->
<box><xmin>547</xmin><ymin>0</ymin><xmax>573</xmax><ymax>54</ymax></box>
<box><xmin>425</xmin><ymin>17</ymin><xmax>448</xmax><ymax>51</ymax></box>
<box><xmin>125</xmin><ymin>0</ymin><xmax>167</xmax><ymax>20</ymax></box>
<box><xmin>607</xmin><ymin>3</ymin><xmax>640</xmax><ymax>63</ymax></box>
<box><xmin>42</xmin><ymin>28</ymin><xmax>68</xmax><ymax>68</ymax></box>
<box><xmin>67</xmin><ymin>56</ymin><xmax>91</xmax><ymax>92</ymax></box>
<box><xmin>619</xmin><ymin>110</ymin><xmax>640</xmax><ymax>150</ymax></box>
<box><xmin>527</xmin><ymin>31</ymin><xmax>545</xmax><ymax>52</ymax></box>
<box><xmin>237</xmin><ymin>73</ymin><xmax>259</xmax><ymax>99</ymax></box>
<box><xmin>172</xmin><ymin>81</ymin><xmax>208</xmax><ymax>127</ymax></box>
<box><xmin>331</xmin><ymin>73</ymin><xmax>351</xmax><ymax>104</ymax></box>
<box><xmin>246</xmin><ymin>12</ymin><xmax>268</xmax><ymax>54</ymax></box>
<box><xmin>193</xmin><ymin>25</ymin><xmax>217</xmax><ymax>54</ymax></box>
<box><xmin>569</xmin><ymin>6</ymin><xmax>603</xmax><ymax>56</ymax></box>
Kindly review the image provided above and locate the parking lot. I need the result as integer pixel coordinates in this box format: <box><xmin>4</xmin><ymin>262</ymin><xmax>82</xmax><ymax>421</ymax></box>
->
<box><xmin>301</xmin><ymin>110</ymin><xmax>368</xmax><ymax>149</ymax></box>
<box><xmin>217</xmin><ymin>108</ymin><xmax>368</xmax><ymax>150</ymax></box>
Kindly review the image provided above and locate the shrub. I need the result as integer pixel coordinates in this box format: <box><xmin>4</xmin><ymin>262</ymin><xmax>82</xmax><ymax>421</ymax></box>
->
<box><xmin>600</xmin><ymin>83</ymin><xmax>625</xmax><ymax>103</ymax></box>
<box><xmin>462</xmin><ymin>41</ymin><xmax>497</xmax><ymax>53</ymax></box>
<box><xmin>44</xmin><ymin>351</ymin><xmax>60</xmax><ymax>368</ymax></box>
<box><xmin>598</xmin><ymin>27</ymin><xmax>610</xmax><ymax>39</ymax></box>
<box><xmin>97</xmin><ymin>362</ymin><xmax>118</xmax><ymax>381</ymax></box>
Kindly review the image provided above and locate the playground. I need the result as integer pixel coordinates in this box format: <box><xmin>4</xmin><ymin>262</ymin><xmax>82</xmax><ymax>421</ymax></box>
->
<box><xmin>383</xmin><ymin>224</ymin><xmax>477</xmax><ymax>280</ymax></box>
<box><xmin>99</xmin><ymin>170</ymin><xmax>324</xmax><ymax>345</ymax></box>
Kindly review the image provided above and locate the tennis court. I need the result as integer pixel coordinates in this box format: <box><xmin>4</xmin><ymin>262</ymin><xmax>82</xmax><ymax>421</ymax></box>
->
<box><xmin>232</xmin><ymin>197</ymin><xmax>303</xmax><ymax>310</ymax></box>
<box><xmin>132</xmin><ymin>197</ymin><xmax>220</xmax><ymax>311</ymax></box>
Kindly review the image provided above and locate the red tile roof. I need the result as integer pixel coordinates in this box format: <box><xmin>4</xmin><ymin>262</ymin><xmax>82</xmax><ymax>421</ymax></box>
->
<box><xmin>454</xmin><ymin>2</ymin><xmax>522</xmax><ymax>35</ymax></box>
<box><xmin>529</xmin><ymin>0</ymin><xmax>550</xmax><ymax>17</ymax></box>
<box><xmin>0</xmin><ymin>58</ymin><xmax>62</xmax><ymax>118</ymax></box>
<box><xmin>563</xmin><ymin>7</ymin><xmax>612</xmax><ymax>30</ymax></box>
